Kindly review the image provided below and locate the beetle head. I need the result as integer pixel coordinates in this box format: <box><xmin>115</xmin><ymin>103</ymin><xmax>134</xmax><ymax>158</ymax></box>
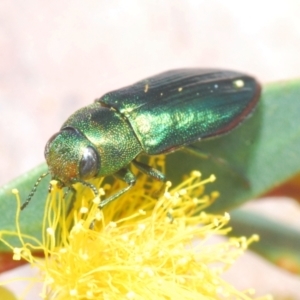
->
<box><xmin>44</xmin><ymin>127</ymin><xmax>100</xmax><ymax>187</ymax></box>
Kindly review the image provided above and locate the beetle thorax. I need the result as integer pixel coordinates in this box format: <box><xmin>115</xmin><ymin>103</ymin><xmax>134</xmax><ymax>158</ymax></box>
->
<box><xmin>62</xmin><ymin>103</ymin><xmax>143</xmax><ymax>177</ymax></box>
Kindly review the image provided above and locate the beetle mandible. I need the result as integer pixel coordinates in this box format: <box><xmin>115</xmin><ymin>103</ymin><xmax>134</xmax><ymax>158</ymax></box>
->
<box><xmin>22</xmin><ymin>69</ymin><xmax>261</xmax><ymax>210</ymax></box>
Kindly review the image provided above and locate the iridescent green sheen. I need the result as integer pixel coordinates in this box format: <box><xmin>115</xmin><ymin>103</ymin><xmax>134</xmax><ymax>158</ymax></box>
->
<box><xmin>44</xmin><ymin>69</ymin><xmax>261</xmax><ymax>197</ymax></box>
<box><xmin>45</xmin><ymin>129</ymin><xmax>92</xmax><ymax>185</ymax></box>
<box><xmin>62</xmin><ymin>103</ymin><xmax>142</xmax><ymax>177</ymax></box>
<box><xmin>99</xmin><ymin>69</ymin><xmax>260</xmax><ymax>154</ymax></box>
<box><xmin>45</xmin><ymin>103</ymin><xmax>142</xmax><ymax>184</ymax></box>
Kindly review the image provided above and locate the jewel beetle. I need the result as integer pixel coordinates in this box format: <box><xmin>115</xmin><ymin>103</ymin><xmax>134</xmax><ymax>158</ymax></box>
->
<box><xmin>21</xmin><ymin>69</ymin><xmax>261</xmax><ymax>210</ymax></box>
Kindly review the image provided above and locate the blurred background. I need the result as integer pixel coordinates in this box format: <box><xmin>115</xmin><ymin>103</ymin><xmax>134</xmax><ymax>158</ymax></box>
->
<box><xmin>0</xmin><ymin>0</ymin><xmax>300</xmax><ymax>298</ymax></box>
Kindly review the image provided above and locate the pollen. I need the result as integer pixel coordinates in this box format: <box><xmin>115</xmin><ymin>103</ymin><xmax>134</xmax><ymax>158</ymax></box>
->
<box><xmin>0</xmin><ymin>156</ymin><xmax>271</xmax><ymax>300</ymax></box>
<box><xmin>144</xmin><ymin>84</ymin><xmax>149</xmax><ymax>93</ymax></box>
<box><xmin>233</xmin><ymin>79</ymin><xmax>245</xmax><ymax>88</ymax></box>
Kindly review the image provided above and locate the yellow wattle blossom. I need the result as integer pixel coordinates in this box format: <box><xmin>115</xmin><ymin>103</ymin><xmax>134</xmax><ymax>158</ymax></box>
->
<box><xmin>0</xmin><ymin>156</ymin><xmax>272</xmax><ymax>300</ymax></box>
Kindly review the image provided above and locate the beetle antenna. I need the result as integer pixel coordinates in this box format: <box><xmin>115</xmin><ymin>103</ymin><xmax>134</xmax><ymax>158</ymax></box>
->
<box><xmin>21</xmin><ymin>172</ymin><xmax>49</xmax><ymax>210</ymax></box>
<box><xmin>73</xmin><ymin>179</ymin><xmax>99</xmax><ymax>197</ymax></box>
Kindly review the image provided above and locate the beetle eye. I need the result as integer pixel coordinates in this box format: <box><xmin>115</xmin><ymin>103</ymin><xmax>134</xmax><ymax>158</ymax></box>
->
<box><xmin>79</xmin><ymin>146</ymin><xmax>100</xmax><ymax>179</ymax></box>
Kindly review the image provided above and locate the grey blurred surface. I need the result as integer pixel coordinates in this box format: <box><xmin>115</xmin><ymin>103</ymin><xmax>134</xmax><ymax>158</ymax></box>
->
<box><xmin>0</xmin><ymin>1</ymin><xmax>300</xmax><ymax>299</ymax></box>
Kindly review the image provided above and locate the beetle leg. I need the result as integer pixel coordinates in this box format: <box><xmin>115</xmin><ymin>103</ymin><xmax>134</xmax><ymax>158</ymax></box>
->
<box><xmin>98</xmin><ymin>168</ymin><xmax>136</xmax><ymax>209</ymax></box>
<box><xmin>132</xmin><ymin>160</ymin><xmax>174</xmax><ymax>222</ymax></box>
<box><xmin>132</xmin><ymin>159</ymin><xmax>166</xmax><ymax>199</ymax></box>
<box><xmin>132</xmin><ymin>160</ymin><xmax>166</xmax><ymax>182</ymax></box>
<box><xmin>184</xmin><ymin>145</ymin><xmax>250</xmax><ymax>188</ymax></box>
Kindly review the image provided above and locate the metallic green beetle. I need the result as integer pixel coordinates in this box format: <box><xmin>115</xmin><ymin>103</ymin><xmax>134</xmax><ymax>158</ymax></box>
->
<box><xmin>22</xmin><ymin>69</ymin><xmax>261</xmax><ymax>210</ymax></box>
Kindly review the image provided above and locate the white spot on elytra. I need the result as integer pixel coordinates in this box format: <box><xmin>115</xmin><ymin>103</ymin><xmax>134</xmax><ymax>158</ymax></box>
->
<box><xmin>233</xmin><ymin>79</ymin><xmax>244</xmax><ymax>88</ymax></box>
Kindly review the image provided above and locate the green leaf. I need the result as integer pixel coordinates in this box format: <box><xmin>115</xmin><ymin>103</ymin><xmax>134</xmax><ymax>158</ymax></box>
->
<box><xmin>0</xmin><ymin>79</ymin><xmax>300</xmax><ymax>252</ymax></box>
<box><xmin>0</xmin><ymin>163</ymin><xmax>49</xmax><ymax>250</ymax></box>
<box><xmin>229</xmin><ymin>209</ymin><xmax>300</xmax><ymax>275</ymax></box>
<box><xmin>166</xmin><ymin>79</ymin><xmax>300</xmax><ymax>212</ymax></box>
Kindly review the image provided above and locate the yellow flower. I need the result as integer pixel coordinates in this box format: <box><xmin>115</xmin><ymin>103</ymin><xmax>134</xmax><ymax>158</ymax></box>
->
<box><xmin>0</xmin><ymin>156</ymin><xmax>272</xmax><ymax>300</ymax></box>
